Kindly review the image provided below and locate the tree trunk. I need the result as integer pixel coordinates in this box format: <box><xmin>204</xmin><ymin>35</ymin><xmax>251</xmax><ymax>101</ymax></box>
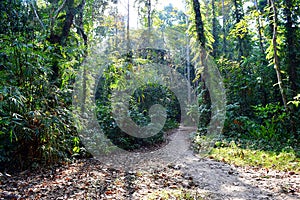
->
<box><xmin>126</xmin><ymin>0</ymin><xmax>130</xmax><ymax>52</ymax></box>
<box><xmin>222</xmin><ymin>0</ymin><xmax>227</xmax><ymax>55</ymax></box>
<box><xmin>48</xmin><ymin>0</ymin><xmax>86</xmax><ymax>84</ymax></box>
<box><xmin>147</xmin><ymin>0</ymin><xmax>151</xmax><ymax>45</ymax></box>
<box><xmin>126</xmin><ymin>0</ymin><xmax>132</xmax><ymax>61</ymax></box>
<box><xmin>60</xmin><ymin>0</ymin><xmax>75</xmax><ymax>46</ymax></box>
<box><xmin>253</xmin><ymin>0</ymin><xmax>265</xmax><ymax>55</ymax></box>
<box><xmin>284</xmin><ymin>0</ymin><xmax>298</xmax><ymax>97</ymax></box>
<box><xmin>186</xmin><ymin>15</ymin><xmax>191</xmax><ymax>103</ymax></box>
<box><xmin>192</xmin><ymin>0</ymin><xmax>211</xmax><ymax>131</ymax></box>
<box><xmin>212</xmin><ymin>0</ymin><xmax>218</xmax><ymax>58</ymax></box>
<box><xmin>192</xmin><ymin>0</ymin><xmax>205</xmax><ymax>47</ymax></box>
<box><xmin>270</xmin><ymin>0</ymin><xmax>288</xmax><ymax>110</ymax></box>
<box><xmin>284</xmin><ymin>0</ymin><xmax>298</xmax><ymax>138</ymax></box>
<box><xmin>233</xmin><ymin>0</ymin><xmax>243</xmax><ymax>60</ymax></box>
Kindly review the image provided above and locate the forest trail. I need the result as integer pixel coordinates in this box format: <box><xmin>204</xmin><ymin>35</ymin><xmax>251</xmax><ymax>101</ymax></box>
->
<box><xmin>101</xmin><ymin>125</ymin><xmax>300</xmax><ymax>199</ymax></box>
<box><xmin>1</xmin><ymin>126</ymin><xmax>299</xmax><ymax>199</ymax></box>
<box><xmin>158</xmin><ymin>126</ymin><xmax>300</xmax><ymax>200</ymax></box>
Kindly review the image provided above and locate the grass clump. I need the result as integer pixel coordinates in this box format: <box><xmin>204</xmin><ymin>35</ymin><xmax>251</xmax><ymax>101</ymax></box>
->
<box><xmin>145</xmin><ymin>189</ymin><xmax>205</xmax><ymax>200</ymax></box>
<box><xmin>209</xmin><ymin>141</ymin><xmax>300</xmax><ymax>172</ymax></box>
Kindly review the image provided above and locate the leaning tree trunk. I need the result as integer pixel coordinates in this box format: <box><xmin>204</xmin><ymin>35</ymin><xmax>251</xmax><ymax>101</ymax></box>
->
<box><xmin>270</xmin><ymin>0</ymin><xmax>288</xmax><ymax>110</ymax></box>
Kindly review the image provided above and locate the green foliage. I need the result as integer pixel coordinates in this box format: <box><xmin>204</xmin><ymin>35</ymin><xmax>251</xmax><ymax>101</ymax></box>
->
<box><xmin>0</xmin><ymin>39</ymin><xmax>77</xmax><ymax>169</ymax></box>
<box><xmin>191</xmin><ymin>0</ymin><xmax>300</xmax><ymax>166</ymax></box>
<box><xmin>229</xmin><ymin>19</ymin><xmax>249</xmax><ymax>39</ymax></box>
<box><xmin>288</xmin><ymin>94</ymin><xmax>300</xmax><ymax>107</ymax></box>
<box><xmin>2</xmin><ymin>0</ymin><xmax>300</xmax><ymax>172</ymax></box>
<box><xmin>0</xmin><ymin>0</ymin><xmax>88</xmax><ymax>170</ymax></box>
<box><xmin>145</xmin><ymin>188</ymin><xmax>204</xmax><ymax>200</ymax></box>
<box><xmin>95</xmin><ymin>57</ymin><xmax>180</xmax><ymax>150</ymax></box>
<box><xmin>196</xmin><ymin>87</ymin><xmax>211</xmax><ymax>135</ymax></box>
<box><xmin>245</xmin><ymin>103</ymin><xmax>289</xmax><ymax>140</ymax></box>
<box><xmin>210</xmin><ymin>141</ymin><xmax>300</xmax><ymax>172</ymax></box>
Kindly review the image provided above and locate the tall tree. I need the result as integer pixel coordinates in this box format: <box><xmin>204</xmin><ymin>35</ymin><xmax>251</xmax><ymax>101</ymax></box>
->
<box><xmin>135</xmin><ymin>0</ymin><xmax>157</xmax><ymax>45</ymax></box>
<box><xmin>191</xmin><ymin>0</ymin><xmax>211</xmax><ymax>134</ymax></box>
<box><xmin>233</xmin><ymin>0</ymin><xmax>244</xmax><ymax>60</ymax></box>
<box><xmin>284</xmin><ymin>0</ymin><xmax>299</xmax><ymax>97</ymax></box>
<box><xmin>269</xmin><ymin>0</ymin><xmax>288</xmax><ymax>110</ymax></box>
<box><xmin>211</xmin><ymin>0</ymin><xmax>218</xmax><ymax>58</ymax></box>
<box><xmin>222</xmin><ymin>0</ymin><xmax>227</xmax><ymax>55</ymax></box>
<box><xmin>147</xmin><ymin>0</ymin><xmax>152</xmax><ymax>33</ymax></box>
<box><xmin>253</xmin><ymin>0</ymin><xmax>265</xmax><ymax>55</ymax></box>
<box><xmin>192</xmin><ymin>0</ymin><xmax>205</xmax><ymax>47</ymax></box>
<box><xmin>48</xmin><ymin>0</ymin><xmax>87</xmax><ymax>84</ymax></box>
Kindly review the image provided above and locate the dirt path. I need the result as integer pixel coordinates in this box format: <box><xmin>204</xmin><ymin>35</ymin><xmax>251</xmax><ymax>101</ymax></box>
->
<box><xmin>165</xmin><ymin>126</ymin><xmax>300</xmax><ymax>200</ymax></box>
<box><xmin>1</xmin><ymin>126</ymin><xmax>299</xmax><ymax>199</ymax></box>
<box><xmin>93</xmin><ymin>125</ymin><xmax>300</xmax><ymax>199</ymax></box>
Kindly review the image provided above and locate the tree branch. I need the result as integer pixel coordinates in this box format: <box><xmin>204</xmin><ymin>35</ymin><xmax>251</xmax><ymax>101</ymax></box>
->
<box><xmin>50</xmin><ymin>0</ymin><xmax>67</xmax><ymax>33</ymax></box>
<box><xmin>60</xmin><ymin>0</ymin><xmax>86</xmax><ymax>46</ymax></box>
<box><xmin>31</xmin><ymin>1</ymin><xmax>45</xmax><ymax>31</ymax></box>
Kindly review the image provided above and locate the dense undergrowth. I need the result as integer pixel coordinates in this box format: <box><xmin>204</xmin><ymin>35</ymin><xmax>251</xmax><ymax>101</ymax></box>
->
<box><xmin>95</xmin><ymin>57</ymin><xmax>181</xmax><ymax>150</ymax></box>
<box><xmin>193</xmin><ymin>56</ymin><xmax>300</xmax><ymax>172</ymax></box>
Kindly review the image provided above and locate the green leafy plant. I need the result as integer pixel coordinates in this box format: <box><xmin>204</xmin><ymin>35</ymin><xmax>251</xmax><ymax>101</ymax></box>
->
<box><xmin>210</xmin><ymin>141</ymin><xmax>300</xmax><ymax>172</ymax></box>
<box><xmin>95</xmin><ymin>56</ymin><xmax>180</xmax><ymax>151</ymax></box>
